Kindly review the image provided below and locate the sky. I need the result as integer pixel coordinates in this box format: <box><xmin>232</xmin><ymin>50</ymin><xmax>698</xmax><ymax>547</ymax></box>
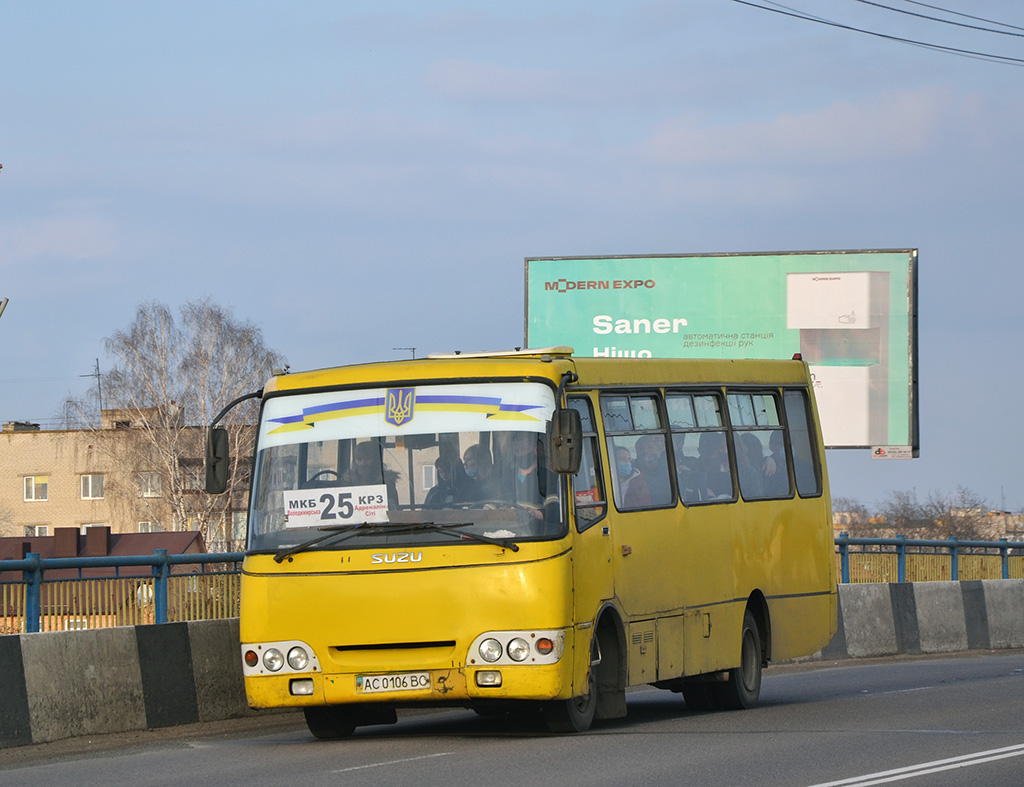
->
<box><xmin>2</xmin><ymin>1</ymin><xmax>1023</xmax><ymax>512</ymax></box>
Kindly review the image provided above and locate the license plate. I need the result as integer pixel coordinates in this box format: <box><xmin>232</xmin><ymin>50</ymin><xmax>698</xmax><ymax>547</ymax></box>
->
<box><xmin>356</xmin><ymin>672</ymin><xmax>431</xmax><ymax>694</ymax></box>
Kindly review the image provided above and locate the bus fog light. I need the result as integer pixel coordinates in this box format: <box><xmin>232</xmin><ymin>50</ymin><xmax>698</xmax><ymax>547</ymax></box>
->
<box><xmin>287</xmin><ymin>646</ymin><xmax>309</xmax><ymax>671</ymax></box>
<box><xmin>476</xmin><ymin>670</ymin><xmax>502</xmax><ymax>687</ymax></box>
<box><xmin>507</xmin><ymin>637</ymin><xmax>530</xmax><ymax>662</ymax></box>
<box><xmin>290</xmin><ymin>678</ymin><xmax>315</xmax><ymax>696</ymax></box>
<box><xmin>479</xmin><ymin>638</ymin><xmax>503</xmax><ymax>663</ymax></box>
<box><xmin>263</xmin><ymin>648</ymin><xmax>284</xmax><ymax>672</ymax></box>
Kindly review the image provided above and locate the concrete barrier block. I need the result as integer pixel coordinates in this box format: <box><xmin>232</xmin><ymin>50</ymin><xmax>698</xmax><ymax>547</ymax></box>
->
<box><xmin>836</xmin><ymin>583</ymin><xmax>898</xmax><ymax>657</ymax></box>
<box><xmin>20</xmin><ymin>628</ymin><xmax>146</xmax><ymax>744</ymax></box>
<box><xmin>0</xmin><ymin>635</ymin><xmax>32</xmax><ymax>748</ymax></box>
<box><xmin>889</xmin><ymin>583</ymin><xmax>921</xmax><ymax>654</ymax></box>
<box><xmin>136</xmin><ymin>623</ymin><xmax>199</xmax><ymax>728</ymax></box>
<box><xmin>960</xmin><ymin>581</ymin><xmax>990</xmax><ymax>650</ymax></box>
<box><xmin>982</xmin><ymin>579</ymin><xmax>1024</xmax><ymax>649</ymax></box>
<box><xmin>188</xmin><ymin>618</ymin><xmax>249</xmax><ymax>722</ymax></box>
<box><xmin>913</xmin><ymin>582</ymin><xmax>967</xmax><ymax>653</ymax></box>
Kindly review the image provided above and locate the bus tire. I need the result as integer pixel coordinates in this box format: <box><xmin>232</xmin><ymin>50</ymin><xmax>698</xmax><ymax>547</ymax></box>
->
<box><xmin>303</xmin><ymin>706</ymin><xmax>357</xmax><ymax>739</ymax></box>
<box><xmin>543</xmin><ymin>681</ymin><xmax>596</xmax><ymax>733</ymax></box>
<box><xmin>543</xmin><ymin>642</ymin><xmax>598</xmax><ymax>733</ymax></box>
<box><xmin>716</xmin><ymin>609</ymin><xmax>762</xmax><ymax>710</ymax></box>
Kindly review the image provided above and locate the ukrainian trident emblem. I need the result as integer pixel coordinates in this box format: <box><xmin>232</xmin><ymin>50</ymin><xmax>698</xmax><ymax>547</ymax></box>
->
<box><xmin>385</xmin><ymin>387</ymin><xmax>415</xmax><ymax>427</ymax></box>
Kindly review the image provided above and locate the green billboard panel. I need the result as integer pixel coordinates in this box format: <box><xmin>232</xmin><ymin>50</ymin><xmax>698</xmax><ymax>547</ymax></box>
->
<box><xmin>525</xmin><ymin>250</ymin><xmax>918</xmax><ymax>452</ymax></box>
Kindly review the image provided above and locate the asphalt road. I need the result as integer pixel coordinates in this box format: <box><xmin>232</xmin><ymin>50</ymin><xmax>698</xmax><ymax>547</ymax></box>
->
<box><xmin>2</xmin><ymin>651</ymin><xmax>1022</xmax><ymax>787</ymax></box>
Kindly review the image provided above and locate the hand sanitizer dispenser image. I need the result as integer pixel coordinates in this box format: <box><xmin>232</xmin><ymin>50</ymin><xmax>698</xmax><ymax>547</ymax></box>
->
<box><xmin>786</xmin><ymin>272</ymin><xmax>889</xmax><ymax>446</ymax></box>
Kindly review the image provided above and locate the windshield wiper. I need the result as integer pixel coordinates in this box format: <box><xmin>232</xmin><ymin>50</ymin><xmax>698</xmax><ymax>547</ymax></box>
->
<box><xmin>274</xmin><ymin>524</ymin><xmax>385</xmax><ymax>563</ymax></box>
<box><xmin>272</xmin><ymin>520</ymin><xmax>520</xmax><ymax>563</ymax></box>
<box><xmin>408</xmin><ymin>522</ymin><xmax>520</xmax><ymax>552</ymax></box>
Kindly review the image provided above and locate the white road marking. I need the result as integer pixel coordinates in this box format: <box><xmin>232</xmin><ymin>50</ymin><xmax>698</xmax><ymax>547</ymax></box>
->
<box><xmin>805</xmin><ymin>742</ymin><xmax>1024</xmax><ymax>787</ymax></box>
<box><xmin>330</xmin><ymin>752</ymin><xmax>453</xmax><ymax>773</ymax></box>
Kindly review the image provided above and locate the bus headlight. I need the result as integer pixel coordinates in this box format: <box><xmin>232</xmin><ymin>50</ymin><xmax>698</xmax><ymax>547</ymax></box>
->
<box><xmin>287</xmin><ymin>646</ymin><xmax>309</xmax><ymax>671</ymax></box>
<box><xmin>479</xmin><ymin>638</ymin><xmax>503</xmax><ymax>663</ymax></box>
<box><xmin>507</xmin><ymin>638</ymin><xmax>530</xmax><ymax>662</ymax></box>
<box><xmin>263</xmin><ymin>648</ymin><xmax>285</xmax><ymax>672</ymax></box>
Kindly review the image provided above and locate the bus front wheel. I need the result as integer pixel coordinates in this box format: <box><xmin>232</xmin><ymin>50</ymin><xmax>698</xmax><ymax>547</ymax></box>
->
<box><xmin>543</xmin><ymin>641</ymin><xmax>599</xmax><ymax>733</ymax></box>
<box><xmin>716</xmin><ymin>609</ymin><xmax>762</xmax><ymax>710</ymax></box>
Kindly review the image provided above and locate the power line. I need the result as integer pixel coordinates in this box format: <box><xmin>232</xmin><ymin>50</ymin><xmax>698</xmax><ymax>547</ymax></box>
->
<box><xmin>898</xmin><ymin>0</ymin><xmax>1024</xmax><ymax>33</ymax></box>
<box><xmin>730</xmin><ymin>0</ymin><xmax>1024</xmax><ymax>66</ymax></box>
<box><xmin>849</xmin><ymin>0</ymin><xmax>1024</xmax><ymax>38</ymax></box>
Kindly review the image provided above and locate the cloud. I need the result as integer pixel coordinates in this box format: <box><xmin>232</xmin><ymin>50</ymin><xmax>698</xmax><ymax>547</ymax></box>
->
<box><xmin>637</xmin><ymin>86</ymin><xmax>955</xmax><ymax>166</ymax></box>
<box><xmin>424</xmin><ymin>58</ymin><xmax>575</xmax><ymax>103</ymax></box>
<box><xmin>0</xmin><ymin>214</ymin><xmax>118</xmax><ymax>264</ymax></box>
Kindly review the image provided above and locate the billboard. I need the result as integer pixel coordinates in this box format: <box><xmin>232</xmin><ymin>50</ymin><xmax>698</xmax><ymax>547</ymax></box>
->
<box><xmin>525</xmin><ymin>250</ymin><xmax>918</xmax><ymax>452</ymax></box>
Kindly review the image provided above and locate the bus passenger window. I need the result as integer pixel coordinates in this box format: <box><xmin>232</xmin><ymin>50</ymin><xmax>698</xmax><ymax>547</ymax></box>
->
<box><xmin>569</xmin><ymin>397</ymin><xmax>606</xmax><ymax>530</ymax></box>
<box><xmin>784</xmin><ymin>390</ymin><xmax>821</xmax><ymax>496</ymax></box>
<box><xmin>600</xmin><ymin>392</ymin><xmax>674</xmax><ymax>512</ymax></box>
<box><xmin>668</xmin><ymin>393</ymin><xmax>733</xmax><ymax>504</ymax></box>
<box><xmin>727</xmin><ymin>392</ymin><xmax>788</xmax><ymax>500</ymax></box>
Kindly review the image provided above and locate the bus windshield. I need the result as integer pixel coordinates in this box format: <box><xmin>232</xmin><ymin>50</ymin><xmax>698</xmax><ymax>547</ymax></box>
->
<box><xmin>248</xmin><ymin>381</ymin><xmax>566</xmax><ymax>553</ymax></box>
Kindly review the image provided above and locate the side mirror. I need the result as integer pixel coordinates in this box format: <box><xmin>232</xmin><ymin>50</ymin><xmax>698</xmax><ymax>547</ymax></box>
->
<box><xmin>548</xmin><ymin>409</ymin><xmax>582</xmax><ymax>475</ymax></box>
<box><xmin>205</xmin><ymin>427</ymin><xmax>230</xmax><ymax>494</ymax></box>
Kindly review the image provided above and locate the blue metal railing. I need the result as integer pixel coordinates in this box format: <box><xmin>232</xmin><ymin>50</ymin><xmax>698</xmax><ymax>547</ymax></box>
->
<box><xmin>834</xmin><ymin>533</ymin><xmax>1024</xmax><ymax>583</ymax></box>
<box><xmin>1</xmin><ymin>550</ymin><xmax>243</xmax><ymax>633</ymax></box>
<box><xmin>2</xmin><ymin>537</ymin><xmax>1023</xmax><ymax>634</ymax></box>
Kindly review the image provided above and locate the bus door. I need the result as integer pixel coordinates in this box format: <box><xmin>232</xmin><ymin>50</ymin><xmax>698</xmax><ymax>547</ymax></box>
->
<box><xmin>567</xmin><ymin>397</ymin><xmax>614</xmax><ymax>625</ymax></box>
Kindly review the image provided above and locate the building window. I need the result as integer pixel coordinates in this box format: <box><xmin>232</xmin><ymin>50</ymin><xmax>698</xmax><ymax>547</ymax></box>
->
<box><xmin>24</xmin><ymin>476</ymin><xmax>48</xmax><ymax>501</ymax></box>
<box><xmin>231</xmin><ymin>511</ymin><xmax>247</xmax><ymax>542</ymax></box>
<box><xmin>81</xmin><ymin>473</ymin><xmax>105</xmax><ymax>500</ymax></box>
<box><xmin>24</xmin><ymin>525</ymin><xmax>49</xmax><ymax>537</ymax></box>
<box><xmin>422</xmin><ymin>465</ymin><xmax>436</xmax><ymax>491</ymax></box>
<box><xmin>81</xmin><ymin>523</ymin><xmax>106</xmax><ymax>533</ymax></box>
<box><xmin>138</xmin><ymin>521</ymin><xmax>160</xmax><ymax>533</ymax></box>
<box><xmin>139</xmin><ymin>472</ymin><xmax>162</xmax><ymax>498</ymax></box>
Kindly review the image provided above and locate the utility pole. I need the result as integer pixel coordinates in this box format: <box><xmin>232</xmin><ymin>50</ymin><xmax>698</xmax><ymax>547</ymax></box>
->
<box><xmin>80</xmin><ymin>359</ymin><xmax>103</xmax><ymax>421</ymax></box>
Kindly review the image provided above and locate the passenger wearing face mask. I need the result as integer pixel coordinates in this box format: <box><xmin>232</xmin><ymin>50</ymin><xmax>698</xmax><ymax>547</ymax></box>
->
<box><xmin>614</xmin><ymin>444</ymin><xmax>651</xmax><ymax>510</ymax></box>
<box><xmin>507</xmin><ymin>434</ymin><xmax>559</xmax><ymax>529</ymax></box>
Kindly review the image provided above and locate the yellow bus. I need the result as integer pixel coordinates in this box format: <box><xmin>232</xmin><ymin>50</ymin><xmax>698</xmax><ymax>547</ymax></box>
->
<box><xmin>206</xmin><ymin>347</ymin><xmax>836</xmax><ymax>737</ymax></box>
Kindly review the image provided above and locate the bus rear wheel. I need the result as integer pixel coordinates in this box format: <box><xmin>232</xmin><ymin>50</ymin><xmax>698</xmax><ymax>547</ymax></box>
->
<box><xmin>715</xmin><ymin>609</ymin><xmax>763</xmax><ymax>710</ymax></box>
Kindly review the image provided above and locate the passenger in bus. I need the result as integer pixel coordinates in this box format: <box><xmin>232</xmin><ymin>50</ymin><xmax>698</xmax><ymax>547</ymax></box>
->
<box><xmin>694</xmin><ymin>431</ymin><xmax>732</xmax><ymax>499</ymax></box>
<box><xmin>510</xmin><ymin>434</ymin><xmax>558</xmax><ymax>527</ymax></box>
<box><xmin>633</xmin><ymin>434</ymin><xmax>672</xmax><ymax>506</ymax></box>
<box><xmin>342</xmin><ymin>440</ymin><xmax>400</xmax><ymax>505</ymax></box>
<box><xmin>674</xmin><ymin>435</ymin><xmax>702</xmax><ymax>503</ymax></box>
<box><xmin>763</xmin><ymin>431</ymin><xmax>790</xmax><ymax>496</ymax></box>
<box><xmin>614</xmin><ymin>445</ymin><xmax>651</xmax><ymax>509</ymax></box>
<box><xmin>736</xmin><ymin>433</ymin><xmax>767</xmax><ymax>499</ymax></box>
<box><xmin>463</xmin><ymin>443</ymin><xmax>495</xmax><ymax>500</ymax></box>
<box><xmin>424</xmin><ymin>456</ymin><xmax>470</xmax><ymax>508</ymax></box>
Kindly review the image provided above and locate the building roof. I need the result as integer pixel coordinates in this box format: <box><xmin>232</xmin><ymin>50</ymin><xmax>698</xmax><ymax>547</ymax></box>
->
<box><xmin>0</xmin><ymin>528</ymin><xmax>209</xmax><ymax>580</ymax></box>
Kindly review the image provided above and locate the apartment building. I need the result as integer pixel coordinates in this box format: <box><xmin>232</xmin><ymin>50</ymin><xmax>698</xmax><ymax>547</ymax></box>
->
<box><xmin>1</xmin><ymin>411</ymin><xmax>247</xmax><ymax>551</ymax></box>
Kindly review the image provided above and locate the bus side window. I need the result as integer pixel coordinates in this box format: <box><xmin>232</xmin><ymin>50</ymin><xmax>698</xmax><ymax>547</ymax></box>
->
<box><xmin>727</xmin><ymin>392</ymin><xmax>789</xmax><ymax>500</ymax></box>
<box><xmin>569</xmin><ymin>397</ymin><xmax>606</xmax><ymax>530</ymax></box>
<box><xmin>668</xmin><ymin>393</ymin><xmax>733</xmax><ymax>504</ymax></box>
<box><xmin>784</xmin><ymin>390</ymin><xmax>821</xmax><ymax>497</ymax></box>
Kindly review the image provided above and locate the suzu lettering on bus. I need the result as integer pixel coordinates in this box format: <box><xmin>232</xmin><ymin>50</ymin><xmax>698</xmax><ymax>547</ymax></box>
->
<box><xmin>592</xmin><ymin>315</ymin><xmax>688</xmax><ymax>335</ymax></box>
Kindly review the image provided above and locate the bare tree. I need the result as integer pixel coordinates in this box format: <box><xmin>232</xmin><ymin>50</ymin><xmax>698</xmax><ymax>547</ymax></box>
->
<box><xmin>922</xmin><ymin>486</ymin><xmax>993</xmax><ymax>541</ymax></box>
<box><xmin>871</xmin><ymin>486</ymin><xmax>993</xmax><ymax>541</ymax></box>
<box><xmin>65</xmin><ymin>299</ymin><xmax>285</xmax><ymax>548</ymax></box>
